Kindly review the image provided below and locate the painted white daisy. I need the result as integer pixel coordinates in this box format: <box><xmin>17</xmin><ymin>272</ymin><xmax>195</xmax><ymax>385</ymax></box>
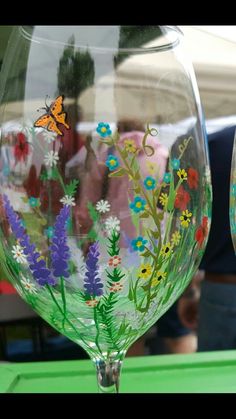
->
<box><xmin>20</xmin><ymin>276</ymin><xmax>38</xmax><ymax>294</ymax></box>
<box><xmin>96</xmin><ymin>199</ymin><xmax>111</xmax><ymax>213</ymax></box>
<box><xmin>105</xmin><ymin>216</ymin><xmax>120</xmax><ymax>234</ymax></box>
<box><xmin>44</xmin><ymin>150</ymin><xmax>59</xmax><ymax>167</ymax></box>
<box><xmin>42</xmin><ymin>131</ymin><xmax>57</xmax><ymax>144</ymax></box>
<box><xmin>12</xmin><ymin>244</ymin><xmax>27</xmax><ymax>264</ymax></box>
<box><xmin>60</xmin><ymin>195</ymin><xmax>76</xmax><ymax>206</ymax></box>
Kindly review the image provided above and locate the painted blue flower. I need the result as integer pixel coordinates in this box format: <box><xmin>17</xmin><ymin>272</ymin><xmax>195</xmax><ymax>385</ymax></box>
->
<box><xmin>105</xmin><ymin>154</ymin><xmax>120</xmax><ymax>171</ymax></box>
<box><xmin>44</xmin><ymin>226</ymin><xmax>54</xmax><ymax>239</ymax></box>
<box><xmin>3</xmin><ymin>195</ymin><xmax>56</xmax><ymax>287</ymax></box>
<box><xmin>144</xmin><ymin>176</ymin><xmax>156</xmax><ymax>190</ymax></box>
<box><xmin>131</xmin><ymin>236</ymin><xmax>148</xmax><ymax>252</ymax></box>
<box><xmin>163</xmin><ymin>172</ymin><xmax>171</xmax><ymax>184</ymax></box>
<box><xmin>28</xmin><ymin>197</ymin><xmax>39</xmax><ymax>208</ymax></box>
<box><xmin>84</xmin><ymin>241</ymin><xmax>103</xmax><ymax>297</ymax></box>
<box><xmin>96</xmin><ymin>122</ymin><xmax>112</xmax><ymax>138</ymax></box>
<box><xmin>50</xmin><ymin>205</ymin><xmax>71</xmax><ymax>279</ymax></box>
<box><xmin>231</xmin><ymin>184</ymin><xmax>236</xmax><ymax>197</ymax></box>
<box><xmin>171</xmin><ymin>158</ymin><xmax>180</xmax><ymax>170</ymax></box>
<box><xmin>129</xmin><ymin>196</ymin><xmax>146</xmax><ymax>213</ymax></box>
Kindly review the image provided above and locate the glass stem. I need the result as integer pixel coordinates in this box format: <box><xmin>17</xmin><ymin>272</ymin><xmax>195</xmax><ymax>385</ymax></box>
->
<box><xmin>94</xmin><ymin>357</ymin><xmax>124</xmax><ymax>393</ymax></box>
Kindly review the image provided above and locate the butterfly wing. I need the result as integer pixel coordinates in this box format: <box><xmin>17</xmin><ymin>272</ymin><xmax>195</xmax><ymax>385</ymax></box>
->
<box><xmin>54</xmin><ymin>112</ymin><xmax>69</xmax><ymax>129</ymax></box>
<box><xmin>34</xmin><ymin>114</ymin><xmax>62</xmax><ymax>136</ymax></box>
<box><xmin>50</xmin><ymin>95</ymin><xmax>69</xmax><ymax>129</ymax></box>
<box><xmin>34</xmin><ymin>114</ymin><xmax>51</xmax><ymax>129</ymax></box>
<box><xmin>47</xmin><ymin>119</ymin><xmax>63</xmax><ymax>136</ymax></box>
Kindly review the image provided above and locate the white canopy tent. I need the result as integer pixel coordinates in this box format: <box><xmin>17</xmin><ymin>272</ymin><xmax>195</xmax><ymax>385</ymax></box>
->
<box><xmin>180</xmin><ymin>26</ymin><xmax>236</xmax><ymax>119</ymax></box>
<box><xmin>1</xmin><ymin>26</ymin><xmax>236</xmax><ymax>124</ymax></box>
<box><xmin>77</xmin><ymin>26</ymin><xmax>236</xmax><ymax>125</ymax></box>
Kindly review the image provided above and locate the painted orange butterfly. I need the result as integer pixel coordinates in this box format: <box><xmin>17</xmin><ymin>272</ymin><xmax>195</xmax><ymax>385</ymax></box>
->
<box><xmin>34</xmin><ymin>95</ymin><xmax>70</xmax><ymax>136</ymax></box>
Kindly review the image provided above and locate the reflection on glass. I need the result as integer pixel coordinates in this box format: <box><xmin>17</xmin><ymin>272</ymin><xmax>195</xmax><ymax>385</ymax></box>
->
<box><xmin>0</xmin><ymin>26</ymin><xmax>211</xmax><ymax>393</ymax></box>
<box><xmin>230</xmin><ymin>130</ymin><xmax>236</xmax><ymax>249</ymax></box>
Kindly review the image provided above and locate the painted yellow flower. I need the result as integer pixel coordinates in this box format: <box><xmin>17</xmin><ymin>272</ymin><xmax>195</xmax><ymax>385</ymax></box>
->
<box><xmin>171</xmin><ymin>231</ymin><xmax>181</xmax><ymax>246</ymax></box>
<box><xmin>159</xmin><ymin>193</ymin><xmax>168</xmax><ymax>207</ymax></box>
<box><xmin>151</xmin><ymin>271</ymin><xmax>167</xmax><ymax>286</ymax></box>
<box><xmin>146</xmin><ymin>161</ymin><xmax>158</xmax><ymax>175</ymax></box>
<box><xmin>124</xmin><ymin>139</ymin><xmax>137</xmax><ymax>153</ymax></box>
<box><xmin>160</xmin><ymin>242</ymin><xmax>173</xmax><ymax>258</ymax></box>
<box><xmin>139</xmin><ymin>263</ymin><xmax>152</xmax><ymax>279</ymax></box>
<box><xmin>180</xmin><ymin>209</ymin><xmax>192</xmax><ymax>228</ymax></box>
<box><xmin>177</xmin><ymin>168</ymin><xmax>188</xmax><ymax>181</ymax></box>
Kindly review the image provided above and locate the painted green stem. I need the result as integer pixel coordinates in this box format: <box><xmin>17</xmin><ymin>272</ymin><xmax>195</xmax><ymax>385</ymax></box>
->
<box><xmin>45</xmin><ymin>284</ymin><xmax>96</xmax><ymax>356</ymax></box>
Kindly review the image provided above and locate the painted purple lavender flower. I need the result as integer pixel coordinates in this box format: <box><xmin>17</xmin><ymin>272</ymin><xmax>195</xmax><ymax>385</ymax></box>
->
<box><xmin>84</xmin><ymin>241</ymin><xmax>103</xmax><ymax>297</ymax></box>
<box><xmin>3</xmin><ymin>194</ymin><xmax>56</xmax><ymax>286</ymax></box>
<box><xmin>50</xmin><ymin>205</ymin><xmax>71</xmax><ymax>278</ymax></box>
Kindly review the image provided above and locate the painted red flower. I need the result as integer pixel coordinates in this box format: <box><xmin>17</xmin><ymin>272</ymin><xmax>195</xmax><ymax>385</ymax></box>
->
<box><xmin>195</xmin><ymin>216</ymin><xmax>208</xmax><ymax>248</ymax></box>
<box><xmin>23</xmin><ymin>165</ymin><xmax>40</xmax><ymax>197</ymax></box>
<box><xmin>14</xmin><ymin>132</ymin><xmax>30</xmax><ymax>162</ymax></box>
<box><xmin>187</xmin><ymin>168</ymin><xmax>199</xmax><ymax>189</ymax></box>
<box><xmin>174</xmin><ymin>185</ymin><xmax>190</xmax><ymax>211</ymax></box>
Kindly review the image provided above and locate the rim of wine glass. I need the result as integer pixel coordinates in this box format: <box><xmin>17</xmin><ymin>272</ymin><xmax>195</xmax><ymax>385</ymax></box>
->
<box><xmin>19</xmin><ymin>25</ymin><xmax>183</xmax><ymax>55</ymax></box>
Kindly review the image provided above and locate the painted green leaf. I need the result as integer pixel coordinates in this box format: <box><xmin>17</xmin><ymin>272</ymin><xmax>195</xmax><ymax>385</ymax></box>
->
<box><xmin>40</xmin><ymin>171</ymin><xmax>48</xmax><ymax>181</ymax></box>
<box><xmin>96</xmin><ymin>294</ymin><xmax>120</xmax><ymax>349</ymax></box>
<box><xmin>154</xmin><ymin>188</ymin><xmax>161</xmax><ymax>198</ymax></box>
<box><xmin>130</xmin><ymin>154</ymin><xmax>137</xmax><ymax>168</ymax></box>
<box><xmin>65</xmin><ymin>179</ymin><xmax>79</xmax><ymax>197</ymax></box>
<box><xmin>106</xmin><ymin>267</ymin><xmax>125</xmax><ymax>282</ymax></box>
<box><xmin>158</xmin><ymin>212</ymin><xmax>164</xmax><ymax>221</ymax></box>
<box><xmin>141</xmin><ymin>249</ymin><xmax>151</xmax><ymax>257</ymax></box>
<box><xmin>68</xmin><ymin>260</ymin><xmax>78</xmax><ymax>275</ymax></box>
<box><xmin>117</xmin><ymin>320</ymin><xmax>129</xmax><ymax>337</ymax></box>
<box><xmin>150</xmin><ymin>229</ymin><xmax>159</xmax><ymax>239</ymax></box>
<box><xmin>100</xmin><ymin>139</ymin><xmax>113</xmax><ymax>146</ymax></box>
<box><xmin>141</xmin><ymin>283</ymin><xmax>149</xmax><ymax>291</ymax></box>
<box><xmin>167</xmin><ymin>176</ymin><xmax>177</xmax><ymax>211</ymax></box>
<box><xmin>40</xmin><ymin>168</ymin><xmax>58</xmax><ymax>181</ymax></box>
<box><xmin>87</xmin><ymin>201</ymin><xmax>99</xmax><ymax>222</ymax></box>
<box><xmin>112</xmin><ymin>131</ymin><xmax>120</xmax><ymax>143</ymax></box>
<box><xmin>133</xmin><ymin>186</ymin><xmax>142</xmax><ymax>194</ymax></box>
<box><xmin>108</xmin><ymin>168</ymin><xmax>127</xmax><ymax>177</ymax></box>
<box><xmin>22</xmin><ymin>213</ymin><xmax>47</xmax><ymax>242</ymax></box>
<box><xmin>133</xmin><ymin>170</ymin><xmax>141</xmax><ymax>180</ymax></box>
<box><xmin>107</xmin><ymin>231</ymin><xmax>120</xmax><ymax>256</ymax></box>
<box><xmin>120</xmin><ymin>148</ymin><xmax>128</xmax><ymax>159</ymax></box>
<box><xmin>87</xmin><ymin>229</ymin><xmax>97</xmax><ymax>240</ymax></box>
<box><xmin>139</xmin><ymin>211</ymin><xmax>149</xmax><ymax>219</ymax></box>
<box><xmin>128</xmin><ymin>283</ymin><xmax>134</xmax><ymax>301</ymax></box>
<box><xmin>50</xmin><ymin>167</ymin><xmax>59</xmax><ymax>180</ymax></box>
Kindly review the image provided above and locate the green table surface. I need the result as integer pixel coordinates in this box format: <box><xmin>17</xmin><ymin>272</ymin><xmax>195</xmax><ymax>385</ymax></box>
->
<box><xmin>1</xmin><ymin>350</ymin><xmax>236</xmax><ymax>393</ymax></box>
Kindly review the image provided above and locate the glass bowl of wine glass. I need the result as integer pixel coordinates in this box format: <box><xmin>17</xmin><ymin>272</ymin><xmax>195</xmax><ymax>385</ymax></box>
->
<box><xmin>0</xmin><ymin>25</ymin><xmax>211</xmax><ymax>393</ymax></box>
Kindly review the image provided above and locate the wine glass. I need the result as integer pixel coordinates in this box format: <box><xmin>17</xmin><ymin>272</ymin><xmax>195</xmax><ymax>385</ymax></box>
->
<box><xmin>0</xmin><ymin>26</ymin><xmax>211</xmax><ymax>393</ymax></box>
<box><xmin>230</xmin><ymin>129</ymin><xmax>236</xmax><ymax>250</ymax></box>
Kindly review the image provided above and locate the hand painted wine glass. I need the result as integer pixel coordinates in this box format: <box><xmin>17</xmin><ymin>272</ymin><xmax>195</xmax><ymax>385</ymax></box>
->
<box><xmin>0</xmin><ymin>26</ymin><xmax>211</xmax><ymax>392</ymax></box>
